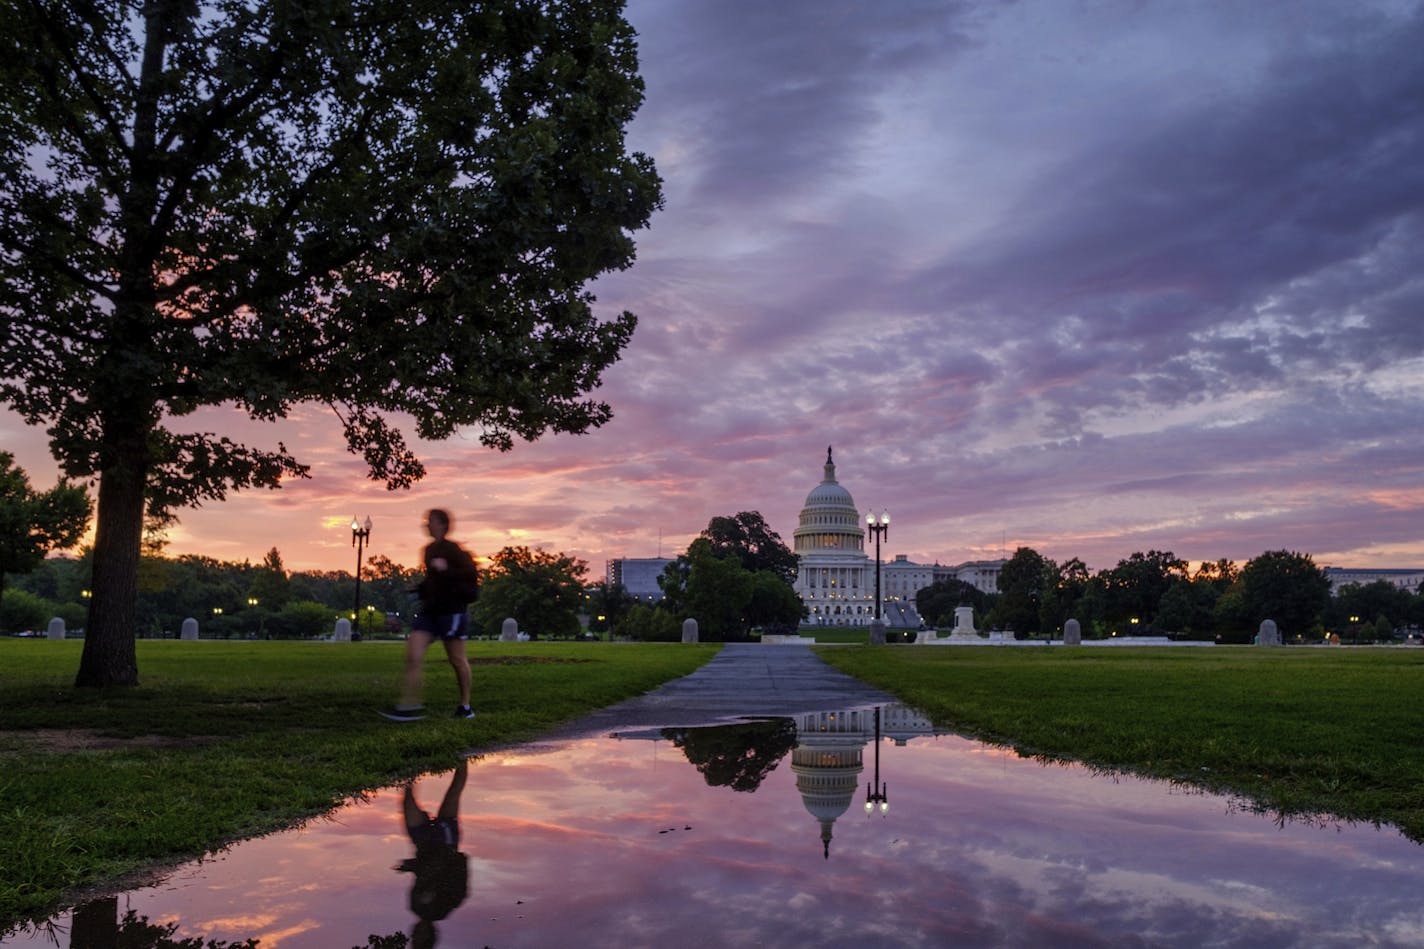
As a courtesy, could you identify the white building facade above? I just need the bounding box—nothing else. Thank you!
[791,448,1006,627]
[1322,566,1424,595]
[793,448,876,626]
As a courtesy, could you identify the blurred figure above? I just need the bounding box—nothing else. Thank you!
[397,759,469,949]
[381,508,479,721]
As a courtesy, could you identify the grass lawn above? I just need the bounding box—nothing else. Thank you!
[0,638,718,931]
[816,644,1424,843]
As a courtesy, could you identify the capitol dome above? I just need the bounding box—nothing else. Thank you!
[791,735,864,860]
[803,473,855,509]
[793,446,865,558]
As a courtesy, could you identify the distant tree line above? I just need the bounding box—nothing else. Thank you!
[917,546,1424,643]
[2,547,420,640]
[10,509,1415,648]
[2,540,606,642]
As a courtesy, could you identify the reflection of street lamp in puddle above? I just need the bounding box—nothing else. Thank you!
[865,705,888,817]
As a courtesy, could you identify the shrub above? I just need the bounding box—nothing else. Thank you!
[0,589,54,633]
[270,601,341,639]
[615,604,681,642]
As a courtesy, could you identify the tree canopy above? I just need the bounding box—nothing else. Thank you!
[914,577,988,628]
[699,511,798,584]
[0,0,661,685]
[1239,550,1331,638]
[663,719,798,793]
[0,451,91,610]
[658,535,805,641]
[472,545,588,639]
[987,546,1054,636]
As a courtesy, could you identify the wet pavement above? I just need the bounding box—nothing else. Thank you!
[541,641,897,738]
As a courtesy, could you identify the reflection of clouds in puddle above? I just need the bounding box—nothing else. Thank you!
[193,915,321,948]
[10,704,1424,948]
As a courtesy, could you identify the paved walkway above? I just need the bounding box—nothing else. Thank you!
[543,643,896,740]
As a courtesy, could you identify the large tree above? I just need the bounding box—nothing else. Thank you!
[0,1,661,685]
[699,511,798,584]
[988,546,1053,637]
[584,578,635,634]
[1100,549,1189,629]
[1240,550,1331,638]
[663,719,798,793]
[0,451,91,611]
[914,577,988,628]
[472,544,588,639]
[660,536,804,641]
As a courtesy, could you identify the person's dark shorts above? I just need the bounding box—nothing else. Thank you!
[412,613,470,641]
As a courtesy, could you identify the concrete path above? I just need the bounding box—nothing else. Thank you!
[543,642,896,740]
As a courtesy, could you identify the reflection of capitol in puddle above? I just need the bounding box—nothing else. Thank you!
[12,697,1423,949]
[791,705,936,858]
[640,706,938,859]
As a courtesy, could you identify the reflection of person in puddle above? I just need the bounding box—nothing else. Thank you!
[397,759,469,949]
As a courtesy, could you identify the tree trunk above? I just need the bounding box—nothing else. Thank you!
[74,430,147,688]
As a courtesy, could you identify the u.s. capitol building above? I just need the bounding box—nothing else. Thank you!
[792,447,1004,627]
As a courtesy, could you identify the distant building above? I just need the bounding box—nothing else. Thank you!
[881,554,1005,622]
[791,447,999,627]
[936,559,1005,594]
[1323,567,1424,595]
[791,448,882,627]
[605,557,674,602]
[883,555,935,604]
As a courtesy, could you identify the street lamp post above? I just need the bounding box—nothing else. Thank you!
[865,511,889,620]
[351,516,372,639]
[865,705,888,816]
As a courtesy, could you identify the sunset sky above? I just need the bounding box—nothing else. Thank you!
[4,0,1423,577]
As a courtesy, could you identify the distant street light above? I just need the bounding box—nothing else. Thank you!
[865,511,889,621]
[351,515,372,638]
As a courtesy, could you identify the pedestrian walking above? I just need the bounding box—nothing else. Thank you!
[381,509,479,721]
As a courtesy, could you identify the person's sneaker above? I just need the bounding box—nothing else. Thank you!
[451,705,475,719]
[378,705,427,722]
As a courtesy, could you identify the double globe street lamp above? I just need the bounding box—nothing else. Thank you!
[865,510,889,621]
[352,516,372,639]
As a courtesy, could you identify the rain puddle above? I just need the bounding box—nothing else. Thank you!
[8,704,1424,949]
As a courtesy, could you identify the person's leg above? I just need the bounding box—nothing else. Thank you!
[403,782,429,837]
[399,631,436,709]
[437,759,468,821]
[441,636,472,709]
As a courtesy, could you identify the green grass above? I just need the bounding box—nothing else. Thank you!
[0,639,718,930]
[816,644,1424,842]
